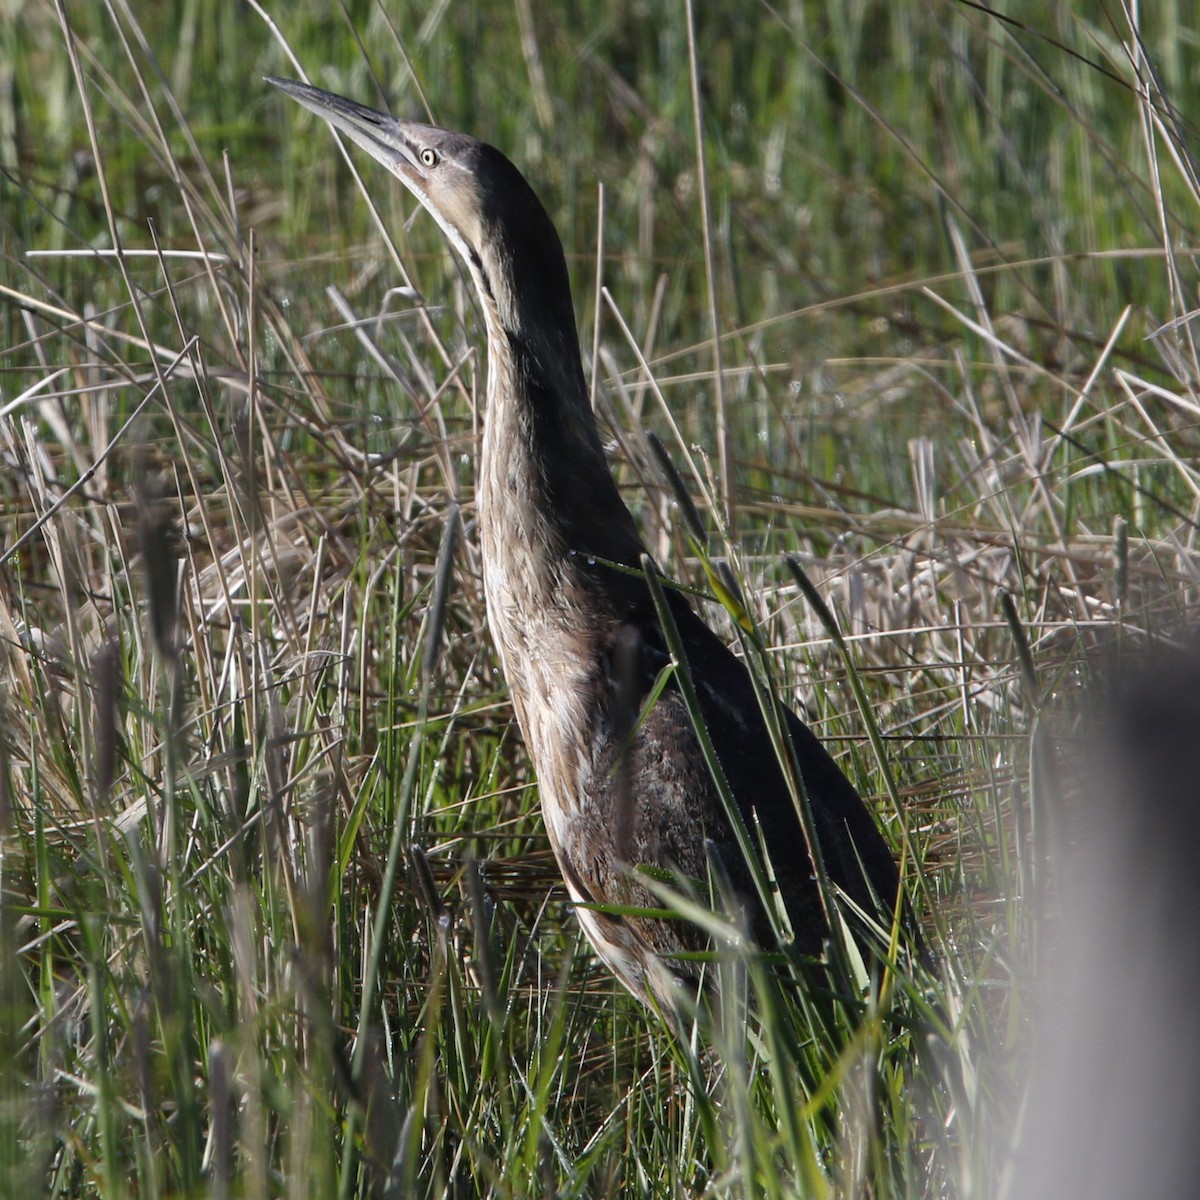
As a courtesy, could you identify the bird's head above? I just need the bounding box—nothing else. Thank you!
[268,77,577,362]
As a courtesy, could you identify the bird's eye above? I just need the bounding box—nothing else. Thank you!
[419,147,438,168]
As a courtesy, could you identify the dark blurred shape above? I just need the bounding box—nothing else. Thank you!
[1010,642,1200,1200]
[135,470,179,664]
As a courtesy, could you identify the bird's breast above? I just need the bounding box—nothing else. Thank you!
[477,500,608,849]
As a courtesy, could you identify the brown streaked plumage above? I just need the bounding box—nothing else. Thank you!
[269,77,901,1015]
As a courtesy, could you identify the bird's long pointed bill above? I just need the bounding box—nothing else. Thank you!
[266,76,423,179]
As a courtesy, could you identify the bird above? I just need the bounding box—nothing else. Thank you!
[269,77,902,1016]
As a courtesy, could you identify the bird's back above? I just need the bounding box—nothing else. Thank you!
[546,568,900,1010]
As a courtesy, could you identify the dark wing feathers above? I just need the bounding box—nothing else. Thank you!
[670,593,899,941]
[570,576,898,976]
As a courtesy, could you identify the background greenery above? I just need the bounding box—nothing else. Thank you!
[2,0,1198,1195]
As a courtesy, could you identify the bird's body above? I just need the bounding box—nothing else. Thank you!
[271,78,901,1012]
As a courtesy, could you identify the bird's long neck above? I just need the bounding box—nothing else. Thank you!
[474,278,645,766]
[477,292,643,586]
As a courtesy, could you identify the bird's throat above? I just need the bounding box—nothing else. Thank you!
[478,327,642,577]
[474,323,644,747]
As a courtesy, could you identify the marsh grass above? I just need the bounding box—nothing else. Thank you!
[2,1,1199,1196]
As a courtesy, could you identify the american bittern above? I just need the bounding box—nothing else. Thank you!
[270,78,901,1015]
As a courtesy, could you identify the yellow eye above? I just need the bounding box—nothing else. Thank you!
[419,147,438,168]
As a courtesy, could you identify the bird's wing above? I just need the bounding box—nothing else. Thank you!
[567,580,898,961]
[668,591,901,929]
